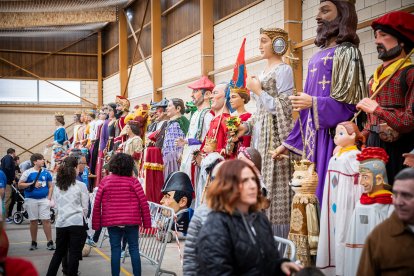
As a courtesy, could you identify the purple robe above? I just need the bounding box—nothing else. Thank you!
[283,46,356,202]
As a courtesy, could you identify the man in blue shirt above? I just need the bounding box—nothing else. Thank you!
[0,169,7,202]
[18,153,55,251]
[1,148,16,223]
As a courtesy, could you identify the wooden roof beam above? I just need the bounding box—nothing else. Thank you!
[151,0,162,102]
[200,0,214,79]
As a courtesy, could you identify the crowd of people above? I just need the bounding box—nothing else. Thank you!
[1,1,414,275]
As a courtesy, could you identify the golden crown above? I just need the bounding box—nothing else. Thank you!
[83,110,95,116]
[260,27,288,41]
[54,112,65,117]
[293,159,313,171]
[321,0,355,4]
[230,87,249,94]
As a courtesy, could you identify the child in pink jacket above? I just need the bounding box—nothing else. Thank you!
[92,153,150,276]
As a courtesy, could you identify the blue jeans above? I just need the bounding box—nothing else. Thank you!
[108,226,141,276]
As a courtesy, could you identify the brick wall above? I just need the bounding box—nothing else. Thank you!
[162,34,201,90]
[214,0,284,69]
[0,81,97,162]
[302,0,413,85]
[103,73,121,104]
[128,58,153,103]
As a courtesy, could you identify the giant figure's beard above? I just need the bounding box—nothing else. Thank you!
[377,44,403,61]
[315,17,340,48]
[114,110,122,119]
[193,94,204,107]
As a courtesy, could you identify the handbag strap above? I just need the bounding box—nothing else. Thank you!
[33,168,42,185]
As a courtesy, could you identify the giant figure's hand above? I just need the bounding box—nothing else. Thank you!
[175,137,187,147]
[246,75,262,95]
[271,145,288,160]
[356,98,379,114]
[289,92,312,111]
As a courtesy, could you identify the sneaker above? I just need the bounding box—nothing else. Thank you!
[5,217,13,224]
[47,240,55,250]
[29,241,38,251]
[86,239,97,247]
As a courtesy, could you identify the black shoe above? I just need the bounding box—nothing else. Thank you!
[47,240,55,250]
[29,241,37,251]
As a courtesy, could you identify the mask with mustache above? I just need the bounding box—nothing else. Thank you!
[114,110,122,119]
[315,17,340,48]
[377,43,403,61]
[192,93,205,107]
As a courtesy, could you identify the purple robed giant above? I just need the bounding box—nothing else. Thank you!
[283,46,356,202]
[99,120,109,151]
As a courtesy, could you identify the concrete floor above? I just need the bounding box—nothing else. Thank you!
[6,221,184,276]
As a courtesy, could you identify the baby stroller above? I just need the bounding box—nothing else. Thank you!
[11,183,56,225]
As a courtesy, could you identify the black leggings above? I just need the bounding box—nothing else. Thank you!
[46,226,87,276]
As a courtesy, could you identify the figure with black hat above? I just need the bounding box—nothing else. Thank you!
[142,98,169,203]
[146,101,158,134]
[356,11,414,186]
[176,76,215,187]
[162,99,189,180]
[160,172,194,237]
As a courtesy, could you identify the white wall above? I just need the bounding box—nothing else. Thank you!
[103,59,153,106]
[103,73,120,104]
[214,0,284,69]
[302,0,413,84]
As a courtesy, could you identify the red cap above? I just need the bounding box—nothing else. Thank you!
[357,147,389,164]
[188,76,215,91]
[372,11,414,50]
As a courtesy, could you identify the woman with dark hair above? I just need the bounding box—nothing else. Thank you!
[123,120,144,176]
[197,160,302,275]
[95,103,117,186]
[92,153,151,276]
[162,98,189,179]
[46,157,89,276]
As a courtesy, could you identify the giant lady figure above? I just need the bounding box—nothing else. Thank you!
[244,28,295,237]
